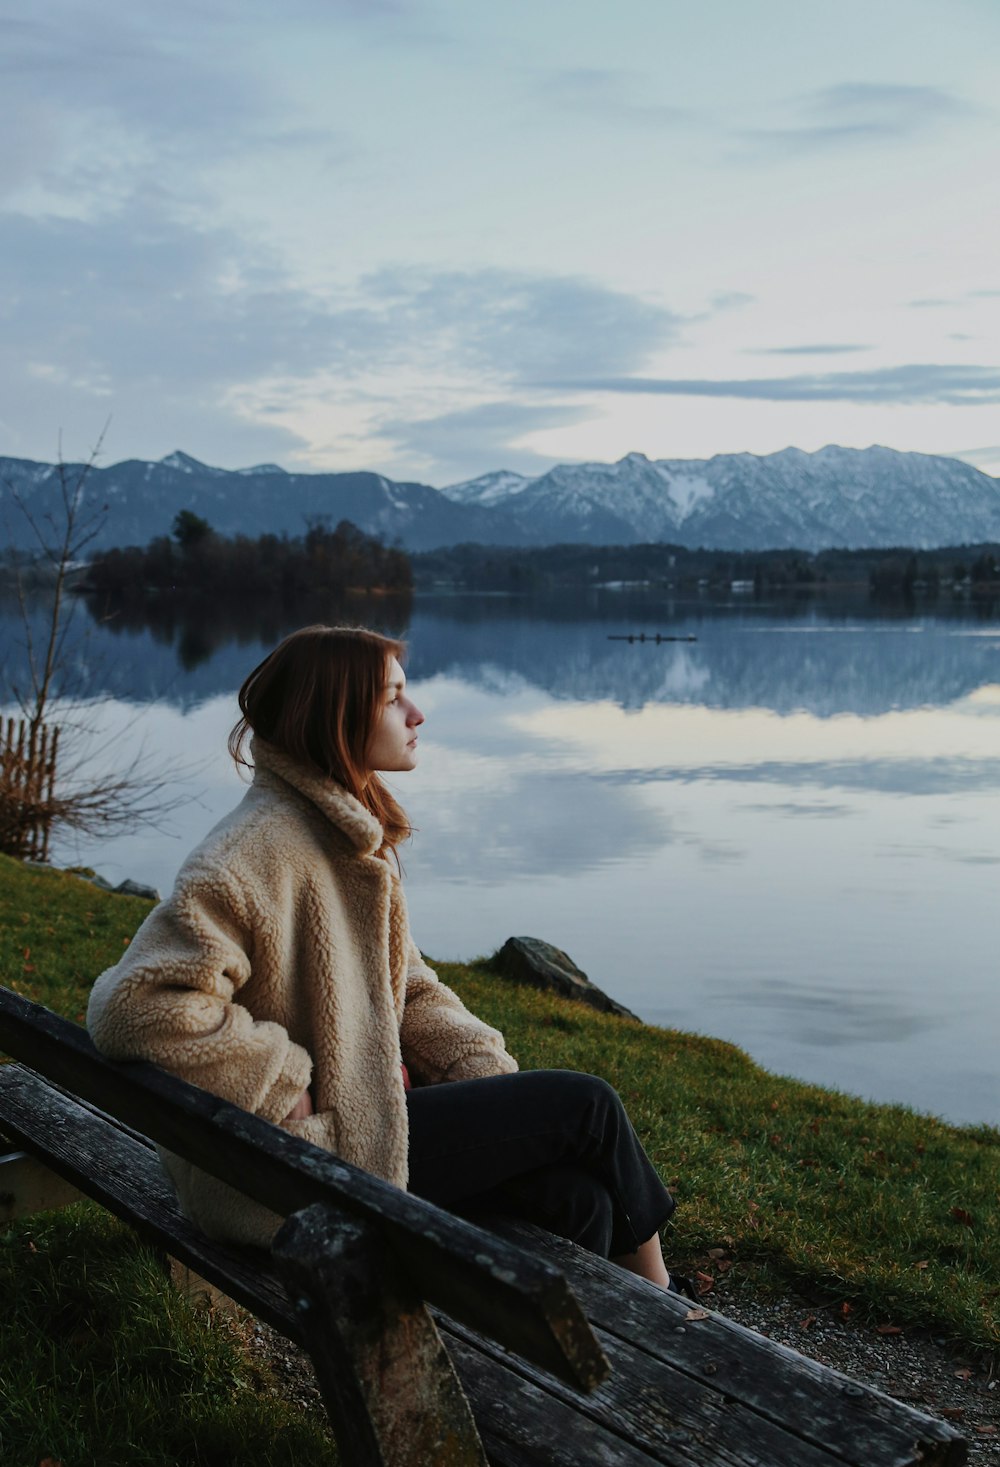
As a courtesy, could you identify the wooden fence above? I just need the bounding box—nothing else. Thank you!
[0,718,59,862]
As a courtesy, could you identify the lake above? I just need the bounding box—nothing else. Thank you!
[3,588,998,1129]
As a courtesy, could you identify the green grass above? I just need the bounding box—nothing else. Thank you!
[1,1205,336,1467]
[1,851,998,1462]
[441,961,999,1356]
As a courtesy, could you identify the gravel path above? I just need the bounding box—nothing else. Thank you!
[708,1277,999,1461]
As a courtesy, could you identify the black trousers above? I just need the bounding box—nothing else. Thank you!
[405,1069,675,1258]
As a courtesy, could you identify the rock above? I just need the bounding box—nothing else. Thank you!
[492,937,641,1021]
[115,878,160,901]
[84,873,116,891]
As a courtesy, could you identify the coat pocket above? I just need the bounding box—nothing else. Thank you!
[280,1110,341,1156]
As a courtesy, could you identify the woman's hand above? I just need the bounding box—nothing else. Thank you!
[283,1088,314,1122]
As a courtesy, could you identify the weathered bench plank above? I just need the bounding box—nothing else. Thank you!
[0,989,606,1391]
[0,1063,967,1467]
[0,1071,667,1464]
[275,1203,489,1467]
[489,1222,966,1467]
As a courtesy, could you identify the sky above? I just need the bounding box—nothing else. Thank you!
[3,0,1000,486]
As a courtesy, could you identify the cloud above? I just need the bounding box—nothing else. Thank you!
[539,363,1000,406]
[710,291,755,312]
[736,81,973,159]
[359,266,682,383]
[949,446,1000,474]
[0,187,677,467]
[377,400,591,482]
[0,1,379,216]
[750,344,871,356]
[536,67,688,128]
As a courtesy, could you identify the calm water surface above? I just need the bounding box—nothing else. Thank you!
[4,591,998,1128]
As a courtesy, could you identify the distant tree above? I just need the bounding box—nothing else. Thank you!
[172,509,213,551]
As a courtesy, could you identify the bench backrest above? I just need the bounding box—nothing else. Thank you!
[0,985,606,1391]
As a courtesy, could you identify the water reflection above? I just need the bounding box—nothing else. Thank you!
[2,590,998,1127]
[6,590,1000,716]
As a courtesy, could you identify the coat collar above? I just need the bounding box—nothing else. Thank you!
[250,736,384,855]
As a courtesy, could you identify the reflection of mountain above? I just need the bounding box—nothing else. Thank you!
[406,596,1000,717]
[4,592,1000,717]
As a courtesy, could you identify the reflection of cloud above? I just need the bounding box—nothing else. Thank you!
[539,364,1000,405]
[408,765,668,882]
[706,976,936,1047]
[878,841,1000,867]
[737,801,853,818]
[597,757,1000,798]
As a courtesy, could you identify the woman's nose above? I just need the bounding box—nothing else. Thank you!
[408,702,424,727]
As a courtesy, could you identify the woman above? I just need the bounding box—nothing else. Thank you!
[88,625,685,1292]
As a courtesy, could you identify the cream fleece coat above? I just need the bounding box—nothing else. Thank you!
[87,737,517,1245]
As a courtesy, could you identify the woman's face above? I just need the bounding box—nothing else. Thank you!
[366,656,424,773]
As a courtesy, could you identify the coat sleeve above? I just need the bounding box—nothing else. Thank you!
[86,867,312,1124]
[399,939,518,1084]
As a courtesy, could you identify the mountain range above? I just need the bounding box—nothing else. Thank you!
[2,444,999,554]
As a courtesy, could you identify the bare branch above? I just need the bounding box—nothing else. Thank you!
[1,422,196,860]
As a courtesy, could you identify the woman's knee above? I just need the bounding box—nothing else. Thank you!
[533,1068,623,1110]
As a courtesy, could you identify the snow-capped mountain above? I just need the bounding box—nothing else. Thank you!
[0,451,504,554]
[444,469,534,507]
[443,445,1000,551]
[3,444,1000,555]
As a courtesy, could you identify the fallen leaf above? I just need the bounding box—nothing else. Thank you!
[800,1314,817,1330]
[38,1458,64,1466]
[940,1407,964,1420]
[974,1425,997,1437]
[876,1324,903,1335]
[913,1260,929,1271]
[685,1308,711,1321]
[954,1368,973,1381]
[950,1207,975,1227]
[840,1302,853,1319]
[706,1248,728,1260]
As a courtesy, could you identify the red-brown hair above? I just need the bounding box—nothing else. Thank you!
[228,625,410,856]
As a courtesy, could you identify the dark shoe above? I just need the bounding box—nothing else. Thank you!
[666,1272,700,1301]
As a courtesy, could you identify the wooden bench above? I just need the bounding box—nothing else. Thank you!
[0,986,967,1466]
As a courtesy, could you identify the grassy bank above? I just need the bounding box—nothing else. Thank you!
[2,853,998,1464]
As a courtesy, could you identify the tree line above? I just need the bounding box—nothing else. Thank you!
[83,512,412,599]
[412,540,1000,597]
